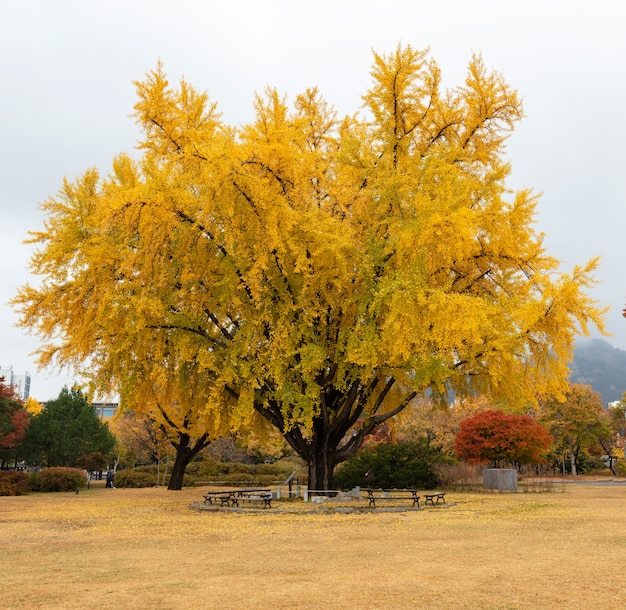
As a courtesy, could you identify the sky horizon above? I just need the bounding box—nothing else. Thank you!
[1,1,624,401]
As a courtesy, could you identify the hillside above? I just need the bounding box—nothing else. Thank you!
[569,338,626,405]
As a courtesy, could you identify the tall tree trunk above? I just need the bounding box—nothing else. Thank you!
[253,376,414,491]
[279,409,362,491]
[568,440,578,476]
[307,442,337,491]
[167,431,210,490]
[167,447,191,491]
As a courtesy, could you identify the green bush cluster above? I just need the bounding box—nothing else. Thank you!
[188,457,305,486]
[30,467,87,492]
[0,470,31,496]
[115,457,307,488]
[115,469,157,488]
[334,440,452,490]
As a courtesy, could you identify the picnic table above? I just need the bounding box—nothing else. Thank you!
[230,489,273,508]
[203,488,273,509]
[366,489,421,508]
[203,490,234,506]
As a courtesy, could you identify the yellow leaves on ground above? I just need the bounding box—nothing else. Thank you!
[3,485,626,609]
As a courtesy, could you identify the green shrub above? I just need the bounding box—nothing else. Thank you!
[30,467,87,492]
[0,470,31,496]
[191,459,221,479]
[334,440,451,490]
[111,457,308,488]
[115,469,157,488]
[219,471,258,484]
[255,463,279,476]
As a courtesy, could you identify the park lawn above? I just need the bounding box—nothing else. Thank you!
[1,483,625,609]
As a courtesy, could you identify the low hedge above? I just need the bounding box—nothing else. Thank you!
[114,469,157,488]
[0,470,31,496]
[114,458,307,488]
[30,467,87,492]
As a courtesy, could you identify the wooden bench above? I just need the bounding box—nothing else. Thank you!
[423,492,446,505]
[230,490,273,509]
[366,489,420,508]
[203,491,234,507]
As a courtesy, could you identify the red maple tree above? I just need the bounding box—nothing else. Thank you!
[454,409,552,467]
[0,377,30,452]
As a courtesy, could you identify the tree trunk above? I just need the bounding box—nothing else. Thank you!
[166,431,210,490]
[254,376,414,491]
[568,440,578,476]
[285,413,368,491]
[167,448,191,491]
[307,445,337,491]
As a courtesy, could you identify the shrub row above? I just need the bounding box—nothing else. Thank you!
[30,467,87,492]
[115,469,157,488]
[0,471,30,496]
[0,467,88,495]
[115,458,307,488]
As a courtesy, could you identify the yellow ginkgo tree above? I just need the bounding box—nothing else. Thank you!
[14,45,605,490]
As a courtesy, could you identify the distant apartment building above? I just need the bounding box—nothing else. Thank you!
[0,366,31,400]
[93,402,119,419]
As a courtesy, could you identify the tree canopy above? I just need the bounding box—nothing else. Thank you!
[0,377,30,467]
[539,383,608,476]
[454,409,553,467]
[21,388,115,468]
[14,45,605,488]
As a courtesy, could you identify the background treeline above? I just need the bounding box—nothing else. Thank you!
[3,375,626,496]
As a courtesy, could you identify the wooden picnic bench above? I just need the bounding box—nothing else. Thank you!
[204,488,273,509]
[203,491,234,506]
[230,489,273,509]
[423,492,446,505]
[366,489,420,508]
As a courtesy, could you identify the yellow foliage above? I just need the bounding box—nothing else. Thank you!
[24,396,43,415]
[13,45,606,485]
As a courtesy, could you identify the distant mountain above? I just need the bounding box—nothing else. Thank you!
[569,338,626,405]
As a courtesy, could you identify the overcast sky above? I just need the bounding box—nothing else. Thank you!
[1,0,624,401]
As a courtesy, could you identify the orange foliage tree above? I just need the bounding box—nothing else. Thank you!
[0,377,30,468]
[454,409,552,468]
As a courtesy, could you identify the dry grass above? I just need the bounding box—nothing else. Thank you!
[2,482,625,609]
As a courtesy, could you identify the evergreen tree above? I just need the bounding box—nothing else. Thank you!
[22,388,115,467]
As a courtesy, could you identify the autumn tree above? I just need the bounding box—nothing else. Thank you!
[110,410,170,469]
[605,395,626,473]
[21,388,115,467]
[454,409,553,467]
[24,396,43,416]
[110,357,223,489]
[0,377,30,468]
[395,395,491,455]
[14,45,605,489]
[539,383,608,476]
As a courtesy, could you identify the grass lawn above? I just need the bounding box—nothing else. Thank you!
[1,482,625,609]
